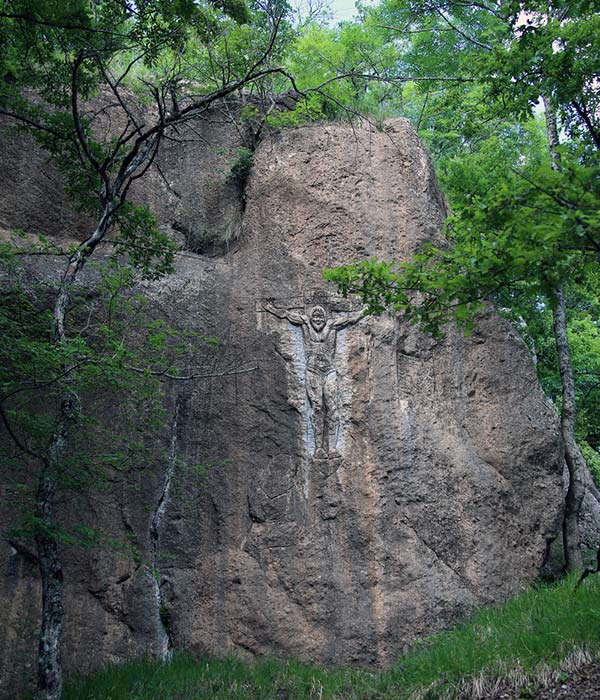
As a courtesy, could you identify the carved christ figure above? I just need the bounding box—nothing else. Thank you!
[265,304,365,458]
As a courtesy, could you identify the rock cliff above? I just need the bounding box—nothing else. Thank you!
[0,116,564,697]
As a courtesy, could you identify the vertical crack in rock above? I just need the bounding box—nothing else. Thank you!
[149,400,179,661]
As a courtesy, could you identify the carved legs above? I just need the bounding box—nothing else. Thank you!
[306,370,340,457]
[323,372,340,457]
[306,370,325,455]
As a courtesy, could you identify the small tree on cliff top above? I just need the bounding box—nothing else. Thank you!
[0,1,300,698]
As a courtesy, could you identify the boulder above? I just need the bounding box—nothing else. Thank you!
[0,118,563,697]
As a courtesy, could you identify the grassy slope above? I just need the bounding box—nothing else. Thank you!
[63,573,600,700]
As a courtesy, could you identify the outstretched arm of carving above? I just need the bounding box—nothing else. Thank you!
[286,311,307,325]
[331,308,368,329]
[263,303,286,319]
[263,303,306,326]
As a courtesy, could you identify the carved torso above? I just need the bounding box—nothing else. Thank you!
[303,323,337,376]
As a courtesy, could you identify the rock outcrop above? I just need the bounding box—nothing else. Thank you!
[0,117,564,697]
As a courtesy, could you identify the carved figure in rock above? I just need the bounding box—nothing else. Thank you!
[265,303,364,458]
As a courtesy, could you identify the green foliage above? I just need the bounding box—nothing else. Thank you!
[483,2,600,151]
[581,442,600,486]
[113,204,178,280]
[370,0,600,148]
[326,0,600,482]
[229,147,254,189]
[0,243,219,550]
[0,0,284,259]
[266,93,329,128]
[265,16,405,126]
[191,456,231,480]
[63,574,600,699]
[326,142,600,472]
[159,602,172,629]
[0,0,276,587]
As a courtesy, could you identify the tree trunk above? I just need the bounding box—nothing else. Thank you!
[543,95,589,570]
[34,388,80,699]
[553,285,586,571]
[33,205,114,699]
[35,529,64,700]
[542,95,561,169]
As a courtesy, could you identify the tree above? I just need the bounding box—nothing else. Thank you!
[0,1,301,698]
[325,0,600,570]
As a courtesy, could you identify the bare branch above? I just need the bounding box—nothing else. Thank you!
[71,52,102,177]
[0,11,128,36]
[306,72,475,93]
[5,537,39,565]
[0,109,68,140]
[373,23,457,34]
[0,402,45,462]
[433,6,492,50]
[1,358,94,403]
[124,365,258,381]
[416,91,430,130]
[571,99,600,152]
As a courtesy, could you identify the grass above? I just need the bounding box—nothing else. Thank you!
[63,573,600,699]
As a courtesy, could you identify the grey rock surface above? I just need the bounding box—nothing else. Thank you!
[0,118,564,697]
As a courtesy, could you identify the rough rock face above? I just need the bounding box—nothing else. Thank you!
[0,118,564,697]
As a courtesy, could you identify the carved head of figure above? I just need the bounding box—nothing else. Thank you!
[310,305,326,331]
